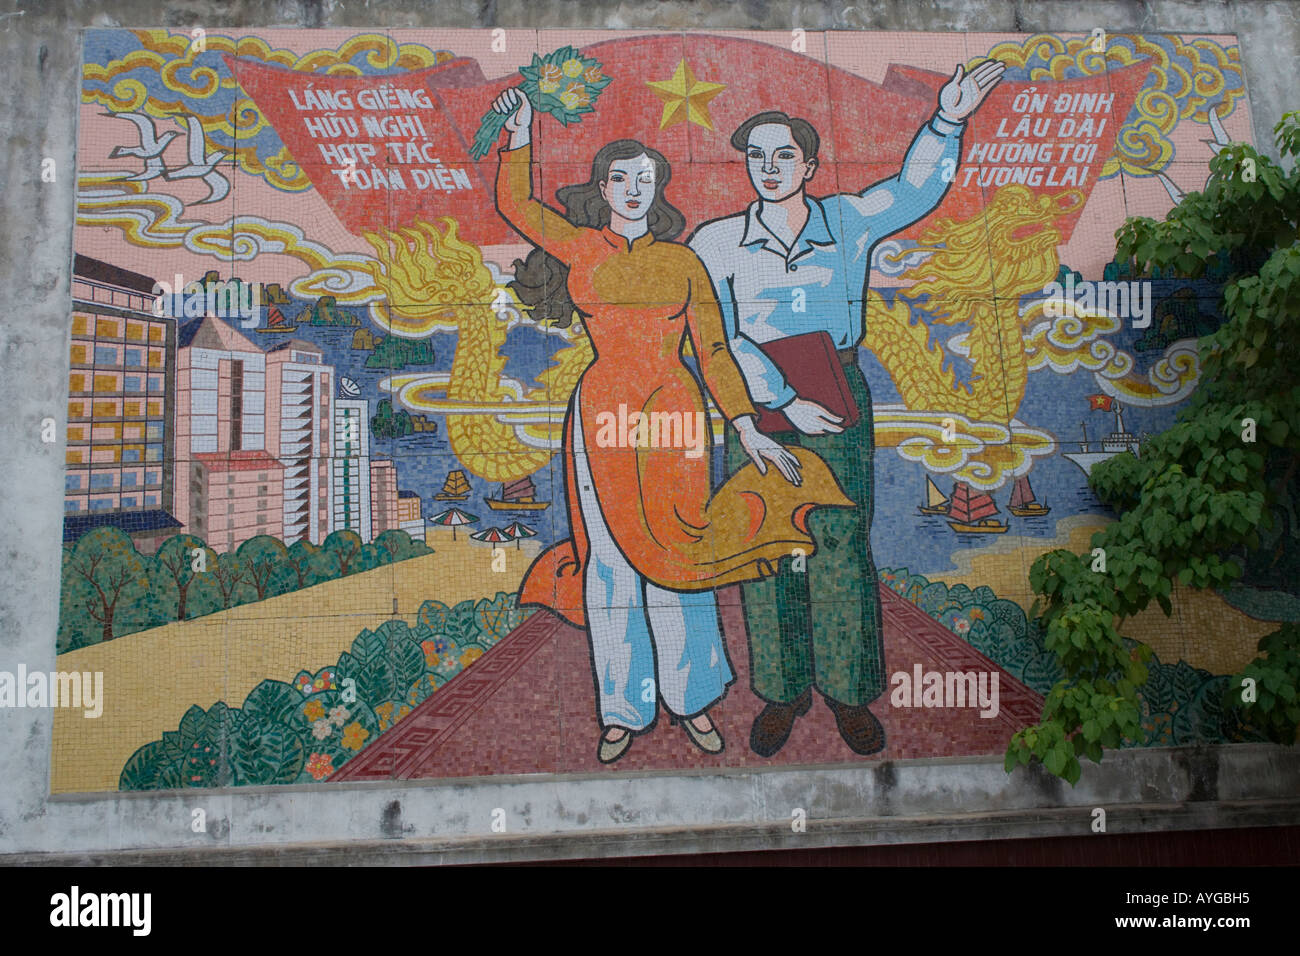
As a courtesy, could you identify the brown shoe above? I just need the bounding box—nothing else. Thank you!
[749,688,813,757]
[827,699,886,755]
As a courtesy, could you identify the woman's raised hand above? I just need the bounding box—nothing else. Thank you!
[733,416,803,486]
[492,87,533,148]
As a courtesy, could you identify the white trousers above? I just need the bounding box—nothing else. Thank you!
[571,386,733,730]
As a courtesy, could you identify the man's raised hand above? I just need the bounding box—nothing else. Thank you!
[937,59,1006,123]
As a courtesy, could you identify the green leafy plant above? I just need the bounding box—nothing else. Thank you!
[1231,624,1300,742]
[1010,110,1300,784]
[120,592,532,789]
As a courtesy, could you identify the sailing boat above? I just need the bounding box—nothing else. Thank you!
[1008,476,1050,517]
[485,474,550,512]
[946,482,1008,533]
[918,476,950,515]
[433,469,472,502]
[254,305,297,334]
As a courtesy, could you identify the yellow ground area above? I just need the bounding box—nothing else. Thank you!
[925,514,1280,676]
[51,530,541,794]
[57,512,1284,794]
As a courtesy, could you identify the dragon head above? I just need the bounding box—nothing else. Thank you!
[901,184,1079,318]
[362,217,496,336]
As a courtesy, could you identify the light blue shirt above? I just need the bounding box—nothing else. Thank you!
[689,111,965,409]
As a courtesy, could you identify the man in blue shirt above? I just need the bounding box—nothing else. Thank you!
[689,59,1005,757]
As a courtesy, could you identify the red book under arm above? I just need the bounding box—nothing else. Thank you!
[751,331,861,435]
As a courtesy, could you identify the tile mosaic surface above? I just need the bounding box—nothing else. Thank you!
[53,27,1274,793]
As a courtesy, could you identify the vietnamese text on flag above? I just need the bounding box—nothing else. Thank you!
[226,54,522,244]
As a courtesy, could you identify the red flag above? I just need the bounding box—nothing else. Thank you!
[1089,394,1115,411]
[226,55,521,243]
[229,37,1152,246]
[845,59,1153,240]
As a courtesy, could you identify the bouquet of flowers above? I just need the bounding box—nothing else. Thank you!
[470,45,612,159]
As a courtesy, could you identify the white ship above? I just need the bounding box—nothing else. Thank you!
[1063,401,1140,476]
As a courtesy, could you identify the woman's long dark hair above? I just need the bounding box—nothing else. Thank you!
[509,139,686,329]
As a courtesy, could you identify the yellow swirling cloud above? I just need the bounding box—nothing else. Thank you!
[1023,299,1202,405]
[77,172,385,303]
[877,409,1057,491]
[1023,300,1130,376]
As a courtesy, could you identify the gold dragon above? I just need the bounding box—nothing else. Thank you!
[363,217,592,483]
[865,184,1083,423]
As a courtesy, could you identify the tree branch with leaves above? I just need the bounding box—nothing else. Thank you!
[1008,110,1300,783]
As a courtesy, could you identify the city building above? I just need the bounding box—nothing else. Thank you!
[264,339,334,545]
[369,458,399,536]
[189,451,285,551]
[396,488,426,542]
[331,399,372,542]
[173,316,269,546]
[64,255,180,554]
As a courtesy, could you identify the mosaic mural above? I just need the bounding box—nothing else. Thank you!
[51,27,1286,792]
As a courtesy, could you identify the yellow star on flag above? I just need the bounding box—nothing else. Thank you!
[645,60,726,131]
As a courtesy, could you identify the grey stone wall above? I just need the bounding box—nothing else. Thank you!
[1,0,1298,862]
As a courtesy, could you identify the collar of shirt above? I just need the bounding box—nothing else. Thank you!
[740,195,836,261]
[600,224,656,251]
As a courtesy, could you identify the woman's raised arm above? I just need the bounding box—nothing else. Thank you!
[492,88,585,258]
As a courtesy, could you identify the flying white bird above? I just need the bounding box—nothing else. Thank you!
[1202,106,1231,155]
[104,111,179,182]
[162,115,231,204]
[1150,104,1236,206]
[1154,171,1186,205]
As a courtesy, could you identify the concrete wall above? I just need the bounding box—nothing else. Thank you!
[3,0,1298,862]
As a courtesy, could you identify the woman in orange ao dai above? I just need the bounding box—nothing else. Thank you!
[489,88,852,763]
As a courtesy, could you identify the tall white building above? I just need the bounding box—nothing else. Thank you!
[265,339,333,544]
[331,398,372,542]
[173,316,270,545]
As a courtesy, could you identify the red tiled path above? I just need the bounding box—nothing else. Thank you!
[334,585,1044,781]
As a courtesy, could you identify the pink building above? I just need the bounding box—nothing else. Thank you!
[396,490,421,523]
[189,451,285,552]
[370,459,399,535]
[396,489,427,543]
[173,317,268,539]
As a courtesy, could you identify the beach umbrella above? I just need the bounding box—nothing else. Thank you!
[470,526,512,545]
[503,520,537,550]
[429,507,478,541]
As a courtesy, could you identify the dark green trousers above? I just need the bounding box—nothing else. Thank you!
[723,364,885,706]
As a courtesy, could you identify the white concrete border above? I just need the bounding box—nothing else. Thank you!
[3,1,1299,862]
